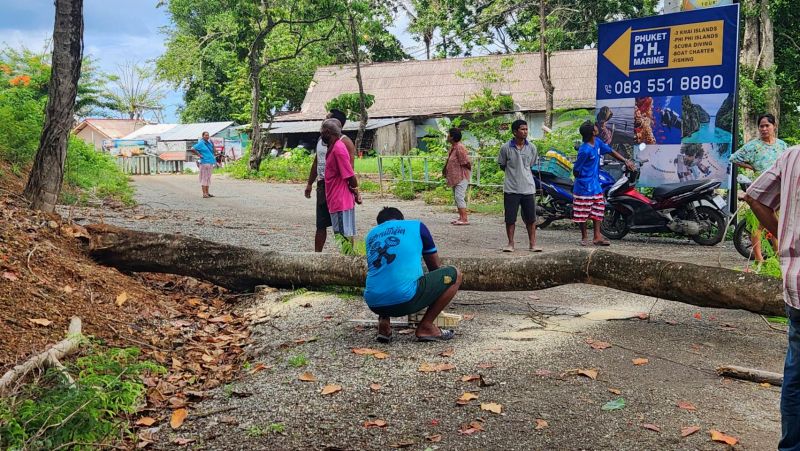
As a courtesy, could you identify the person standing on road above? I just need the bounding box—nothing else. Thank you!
[189,131,216,199]
[445,128,471,226]
[319,118,361,244]
[573,121,634,246]
[304,110,356,252]
[743,146,800,451]
[497,119,540,252]
[730,113,788,262]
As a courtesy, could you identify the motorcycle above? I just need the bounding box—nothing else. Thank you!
[601,146,727,245]
[532,153,618,228]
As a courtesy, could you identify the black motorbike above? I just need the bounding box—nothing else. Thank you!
[601,158,727,245]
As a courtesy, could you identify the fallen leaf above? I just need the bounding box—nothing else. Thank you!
[534,419,549,430]
[28,318,52,327]
[476,362,495,369]
[601,398,626,411]
[201,354,214,363]
[461,374,481,382]
[352,348,388,359]
[398,328,415,335]
[534,369,552,376]
[439,347,455,357]
[426,434,442,442]
[576,368,599,380]
[373,352,389,359]
[2,271,18,281]
[608,388,622,395]
[116,292,128,307]
[458,420,485,435]
[298,372,317,382]
[209,314,233,323]
[456,392,479,405]
[136,417,156,426]
[249,363,268,374]
[320,384,342,395]
[462,314,475,321]
[632,358,649,366]
[173,438,194,446]
[363,419,388,428]
[430,419,440,426]
[62,285,74,294]
[642,423,661,432]
[418,363,455,372]
[676,401,696,411]
[480,402,503,414]
[636,312,649,320]
[710,430,739,446]
[388,439,415,448]
[586,338,612,350]
[761,382,772,388]
[170,408,188,429]
[370,383,381,391]
[693,312,702,320]
[681,426,701,437]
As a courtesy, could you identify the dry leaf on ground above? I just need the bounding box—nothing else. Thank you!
[608,388,622,395]
[476,362,495,369]
[352,348,388,359]
[170,408,187,429]
[370,383,381,391]
[28,318,52,327]
[115,292,128,306]
[249,363,268,374]
[535,419,549,430]
[462,314,475,321]
[676,401,696,411]
[298,372,317,382]
[439,347,455,357]
[642,423,661,432]
[363,419,388,428]
[62,285,74,294]
[710,430,739,445]
[575,368,599,380]
[388,439,415,448]
[586,338,612,350]
[173,438,194,446]
[458,420,484,435]
[419,362,456,372]
[681,426,701,437]
[2,271,19,281]
[632,358,649,366]
[136,417,156,426]
[461,374,481,382]
[456,392,479,405]
[426,434,442,442]
[481,402,503,414]
[321,384,342,395]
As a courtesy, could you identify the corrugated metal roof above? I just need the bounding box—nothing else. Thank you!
[278,49,597,121]
[251,117,411,134]
[122,124,178,140]
[158,122,235,141]
[74,119,149,139]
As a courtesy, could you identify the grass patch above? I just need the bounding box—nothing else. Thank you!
[354,157,379,174]
[287,354,309,368]
[359,179,380,193]
[62,136,135,206]
[223,150,313,183]
[767,316,789,325]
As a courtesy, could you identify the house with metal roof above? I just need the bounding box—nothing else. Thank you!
[73,118,148,151]
[272,49,597,154]
[154,121,241,162]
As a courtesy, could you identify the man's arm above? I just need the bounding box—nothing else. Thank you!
[420,223,439,270]
[609,150,635,170]
[423,252,442,271]
[305,155,318,199]
[496,145,507,170]
[342,135,357,167]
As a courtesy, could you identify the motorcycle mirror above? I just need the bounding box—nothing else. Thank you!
[638,143,647,152]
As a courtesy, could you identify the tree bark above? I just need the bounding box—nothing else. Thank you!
[23,0,84,213]
[539,0,555,128]
[248,30,267,171]
[717,365,783,386]
[86,225,785,316]
[740,0,779,141]
[348,11,369,151]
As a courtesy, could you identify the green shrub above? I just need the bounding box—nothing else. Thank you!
[359,180,380,193]
[0,87,46,167]
[422,185,453,205]
[223,149,314,182]
[392,181,417,200]
[63,136,134,205]
[0,347,163,450]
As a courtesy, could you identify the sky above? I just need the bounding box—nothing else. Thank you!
[0,1,419,123]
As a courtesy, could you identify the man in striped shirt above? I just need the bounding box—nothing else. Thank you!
[744,146,800,450]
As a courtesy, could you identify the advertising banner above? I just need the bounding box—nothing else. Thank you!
[596,5,739,187]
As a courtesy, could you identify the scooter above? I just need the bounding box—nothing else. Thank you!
[601,145,727,245]
[532,161,618,228]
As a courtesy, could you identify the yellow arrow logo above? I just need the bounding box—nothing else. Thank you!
[603,27,632,77]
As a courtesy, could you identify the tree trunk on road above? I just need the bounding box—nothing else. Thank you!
[23,0,84,213]
[86,225,785,316]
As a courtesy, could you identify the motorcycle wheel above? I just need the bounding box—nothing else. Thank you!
[733,218,756,260]
[689,205,726,246]
[535,196,556,229]
[600,209,629,240]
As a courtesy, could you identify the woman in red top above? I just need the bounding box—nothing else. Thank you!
[444,128,472,225]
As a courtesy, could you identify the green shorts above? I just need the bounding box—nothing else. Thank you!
[370,266,458,317]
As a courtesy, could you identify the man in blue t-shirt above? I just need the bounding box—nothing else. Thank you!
[364,207,462,343]
[189,131,217,198]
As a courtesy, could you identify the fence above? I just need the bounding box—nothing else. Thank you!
[376,155,503,190]
[116,156,184,175]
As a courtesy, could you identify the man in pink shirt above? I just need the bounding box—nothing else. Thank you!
[744,146,800,450]
[320,118,361,241]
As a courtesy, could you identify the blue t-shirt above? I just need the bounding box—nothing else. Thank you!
[192,139,216,165]
[573,138,613,196]
[364,219,437,308]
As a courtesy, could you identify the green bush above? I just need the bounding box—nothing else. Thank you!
[63,136,134,205]
[0,347,163,450]
[0,87,46,167]
[422,185,453,205]
[223,149,314,182]
[392,181,417,200]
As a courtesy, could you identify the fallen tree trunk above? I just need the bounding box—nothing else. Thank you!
[86,224,785,316]
[0,317,82,395]
[717,365,783,386]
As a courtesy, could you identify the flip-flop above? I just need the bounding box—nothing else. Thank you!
[579,240,591,246]
[593,240,611,246]
[502,246,514,253]
[207,194,215,197]
[452,220,470,226]
[376,333,392,344]
[529,247,542,252]
[416,329,455,342]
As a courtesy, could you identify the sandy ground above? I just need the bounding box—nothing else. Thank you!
[68,174,785,450]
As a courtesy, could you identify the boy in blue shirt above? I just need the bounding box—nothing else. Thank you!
[573,121,634,246]
[364,207,462,343]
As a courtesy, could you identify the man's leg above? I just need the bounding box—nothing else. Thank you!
[579,223,589,242]
[520,194,538,249]
[314,229,327,253]
[503,193,519,251]
[378,316,391,338]
[780,306,800,450]
[315,183,331,252]
[752,225,764,262]
[591,196,608,244]
[573,195,591,244]
[416,269,463,338]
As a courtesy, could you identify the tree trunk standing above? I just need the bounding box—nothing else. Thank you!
[86,225,786,316]
[740,0,778,141]
[247,36,266,171]
[23,0,84,213]
[538,0,555,128]
[347,11,369,151]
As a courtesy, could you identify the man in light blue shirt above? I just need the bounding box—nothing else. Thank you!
[190,131,217,198]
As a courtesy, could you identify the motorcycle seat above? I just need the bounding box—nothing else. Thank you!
[652,180,710,200]
[538,172,573,188]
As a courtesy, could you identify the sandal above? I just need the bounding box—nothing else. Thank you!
[579,240,591,246]
[593,240,611,246]
[416,329,455,342]
[376,333,392,344]
[452,220,470,226]
[502,246,514,253]
[529,247,542,252]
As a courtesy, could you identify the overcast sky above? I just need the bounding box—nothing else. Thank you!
[0,1,421,123]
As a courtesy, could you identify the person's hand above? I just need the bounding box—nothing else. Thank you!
[304,183,312,199]
[354,191,362,205]
[625,159,636,171]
